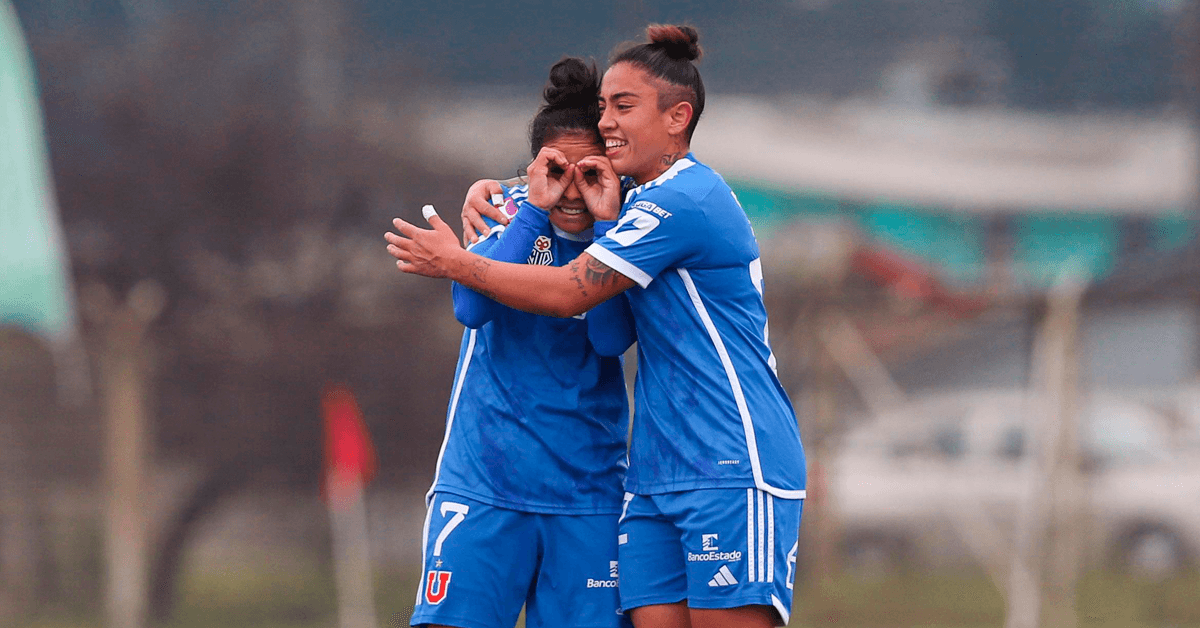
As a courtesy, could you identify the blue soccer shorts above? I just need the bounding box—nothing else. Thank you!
[617,488,804,626]
[411,491,632,628]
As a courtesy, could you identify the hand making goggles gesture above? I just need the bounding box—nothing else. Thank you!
[386,145,622,287]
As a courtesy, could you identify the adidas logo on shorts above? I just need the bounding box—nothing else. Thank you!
[707,564,739,587]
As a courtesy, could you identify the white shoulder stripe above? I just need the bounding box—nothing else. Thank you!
[585,243,653,288]
[678,269,806,500]
[625,157,695,201]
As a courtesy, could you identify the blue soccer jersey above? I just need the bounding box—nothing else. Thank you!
[585,155,806,499]
[428,185,636,515]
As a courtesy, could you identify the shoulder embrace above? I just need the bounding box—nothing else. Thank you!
[630,185,703,218]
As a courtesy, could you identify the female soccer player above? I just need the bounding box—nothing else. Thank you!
[389,26,806,628]
[410,57,635,628]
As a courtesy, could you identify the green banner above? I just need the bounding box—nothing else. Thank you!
[0,0,75,340]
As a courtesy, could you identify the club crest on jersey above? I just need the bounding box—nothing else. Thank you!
[527,235,553,266]
[424,570,452,604]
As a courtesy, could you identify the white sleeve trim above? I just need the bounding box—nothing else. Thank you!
[585,243,653,288]
[465,224,506,252]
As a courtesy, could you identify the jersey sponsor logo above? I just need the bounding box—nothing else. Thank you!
[527,235,553,265]
[587,560,620,588]
[629,200,672,219]
[688,549,743,562]
[702,534,719,551]
[608,208,661,246]
[718,459,741,465]
[708,564,739,587]
[424,570,452,604]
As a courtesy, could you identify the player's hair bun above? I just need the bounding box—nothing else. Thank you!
[646,24,702,62]
[542,57,600,110]
[529,57,602,156]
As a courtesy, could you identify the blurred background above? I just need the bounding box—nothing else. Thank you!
[2,1,1199,627]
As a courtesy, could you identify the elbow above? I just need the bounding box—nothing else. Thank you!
[453,290,491,328]
[551,306,585,319]
[547,296,590,319]
[455,301,496,328]
[455,310,487,329]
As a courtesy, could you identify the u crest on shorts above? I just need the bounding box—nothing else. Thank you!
[411,492,632,628]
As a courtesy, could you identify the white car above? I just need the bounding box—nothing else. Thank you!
[830,390,1200,578]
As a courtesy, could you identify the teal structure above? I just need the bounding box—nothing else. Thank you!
[0,0,76,341]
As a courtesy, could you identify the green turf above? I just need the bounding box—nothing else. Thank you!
[16,567,1200,628]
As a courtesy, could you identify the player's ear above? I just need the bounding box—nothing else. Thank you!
[664,101,692,137]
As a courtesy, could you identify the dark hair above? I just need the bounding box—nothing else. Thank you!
[610,24,705,142]
[528,57,602,157]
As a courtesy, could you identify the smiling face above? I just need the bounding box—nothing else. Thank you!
[598,62,689,185]
[540,131,604,234]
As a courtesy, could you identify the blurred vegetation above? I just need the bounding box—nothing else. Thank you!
[4,2,509,621]
[23,1,479,486]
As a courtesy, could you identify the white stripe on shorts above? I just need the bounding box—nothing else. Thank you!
[746,488,755,583]
[414,500,435,606]
[767,494,775,583]
[757,489,765,582]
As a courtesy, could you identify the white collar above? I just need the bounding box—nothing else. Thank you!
[553,224,593,242]
[625,156,696,201]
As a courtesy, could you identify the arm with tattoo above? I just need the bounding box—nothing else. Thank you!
[387,212,634,318]
[582,256,623,291]
[452,200,556,327]
[443,252,634,319]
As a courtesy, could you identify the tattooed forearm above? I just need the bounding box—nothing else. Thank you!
[467,258,490,284]
[456,258,504,300]
[568,259,589,297]
[583,256,620,288]
[449,256,492,287]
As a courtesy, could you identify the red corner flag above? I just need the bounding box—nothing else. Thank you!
[322,383,377,508]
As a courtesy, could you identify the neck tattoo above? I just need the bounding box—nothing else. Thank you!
[652,151,682,179]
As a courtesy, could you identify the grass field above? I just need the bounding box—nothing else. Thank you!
[19,567,1200,628]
